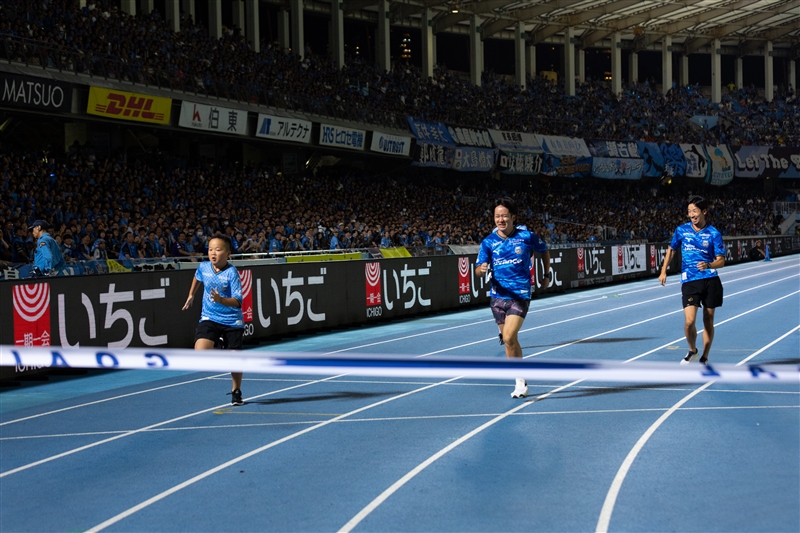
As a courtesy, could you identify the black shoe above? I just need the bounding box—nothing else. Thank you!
[228,389,244,406]
[699,355,708,365]
[498,333,504,345]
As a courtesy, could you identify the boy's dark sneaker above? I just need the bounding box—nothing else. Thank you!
[699,355,708,365]
[228,389,244,406]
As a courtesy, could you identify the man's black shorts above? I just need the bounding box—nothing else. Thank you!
[195,320,244,349]
[681,277,723,309]
[490,297,530,325]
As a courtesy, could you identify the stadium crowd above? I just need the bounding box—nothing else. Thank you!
[1,0,798,146]
[0,147,786,265]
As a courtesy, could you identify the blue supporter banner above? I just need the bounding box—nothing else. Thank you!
[733,146,770,178]
[733,146,800,179]
[445,125,493,148]
[498,151,544,175]
[591,157,644,180]
[452,147,497,172]
[637,142,666,178]
[587,140,641,159]
[541,153,592,178]
[680,143,710,179]
[488,130,543,153]
[660,143,687,177]
[539,135,591,157]
[407,118,455,146]
[706,145,735,185]
[411,142,453,168]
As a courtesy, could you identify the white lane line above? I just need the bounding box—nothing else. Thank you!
[0,375,343,478]
[337,287,800,533]
[78,285,725,530]
[337,379,583,533]
[0,373,230,426]
[84,377,462,533]
[5,405,798,441]
[594,324,800,533]
[8,264,797,522]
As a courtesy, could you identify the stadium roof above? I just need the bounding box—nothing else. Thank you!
[327,0,800,54]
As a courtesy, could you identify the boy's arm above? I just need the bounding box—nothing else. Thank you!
[182,277,202,310]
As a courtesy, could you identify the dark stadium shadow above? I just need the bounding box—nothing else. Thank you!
[246,390,401,406]
[526,382,691,401]
[522,336,656,349]
[757,358,800,365]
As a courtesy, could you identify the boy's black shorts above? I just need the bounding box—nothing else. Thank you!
[195,320,244,349]
[681,277,723,309]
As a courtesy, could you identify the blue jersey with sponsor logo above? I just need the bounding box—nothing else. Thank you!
[477,225,547,300]
[669,222,725,283]
[195,262,244,327]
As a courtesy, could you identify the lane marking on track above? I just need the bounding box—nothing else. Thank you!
[4,405,798,442]
[84,377,463,533]
[0,373,231,427]
[337,289,800,533]
[594,324,800,533]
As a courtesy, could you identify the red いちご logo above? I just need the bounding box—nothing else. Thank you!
[13,283,51,347]
[365,262,382,306]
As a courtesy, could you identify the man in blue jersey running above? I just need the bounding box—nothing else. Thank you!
[659,195,725,365]
[476,198,550,398]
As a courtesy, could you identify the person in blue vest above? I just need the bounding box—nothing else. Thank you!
[29,219,66,274]
[476,197,551,399]
[659,195,725,365]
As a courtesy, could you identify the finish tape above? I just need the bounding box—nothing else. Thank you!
[2,346,798,384]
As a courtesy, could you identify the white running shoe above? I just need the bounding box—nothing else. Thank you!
[511,378,528,398]
[680,349,699,365]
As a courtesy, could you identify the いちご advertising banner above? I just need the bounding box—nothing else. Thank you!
[87,86,171,125]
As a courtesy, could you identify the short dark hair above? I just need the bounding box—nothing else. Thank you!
[209,233,232,251]
[688,195,709,211]
[494,197,518,216]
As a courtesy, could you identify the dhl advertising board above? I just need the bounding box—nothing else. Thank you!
[87,86,171,125]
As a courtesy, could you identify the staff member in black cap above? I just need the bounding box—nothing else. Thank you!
[30,220,66,273]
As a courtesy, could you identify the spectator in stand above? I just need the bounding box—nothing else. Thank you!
[380,231,392,248]
[61,234,76,261]
[12,225,31,263]
[77,234,93,261]
[119,231,143,260]
[269,232,284,253]
[92,239,109,260]
[171,231,192,258]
